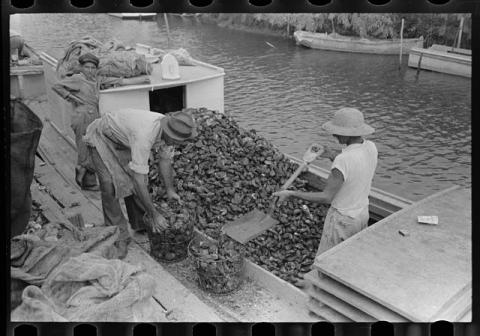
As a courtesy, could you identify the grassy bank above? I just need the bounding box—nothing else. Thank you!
[196,13,471,49]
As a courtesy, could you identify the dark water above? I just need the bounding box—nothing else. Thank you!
[11,14,471,201]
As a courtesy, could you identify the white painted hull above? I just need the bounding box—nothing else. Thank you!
[294,31,424,55]
[408,46,471,78]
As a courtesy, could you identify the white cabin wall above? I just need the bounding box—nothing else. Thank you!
[185,77,224,114]
[99,90,150,115]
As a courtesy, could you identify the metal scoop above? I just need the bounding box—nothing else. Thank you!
[222,144,324,244]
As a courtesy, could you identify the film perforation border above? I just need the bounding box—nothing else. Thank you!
[129,0,155,8]
[5,0,480,12]
[4,0,478,335]
[8,321,478,335]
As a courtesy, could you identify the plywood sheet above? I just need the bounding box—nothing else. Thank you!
[459,310,471,322]
[304,271,408,322]
[314,187,471,322]
[34,160,104,226]
[125,244,223,322]
[307,285,376,322]
[432,287,472,321]
[306,297,351,322]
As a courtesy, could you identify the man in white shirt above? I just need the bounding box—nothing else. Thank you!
[84,108,197,258]
[274,107,377,263]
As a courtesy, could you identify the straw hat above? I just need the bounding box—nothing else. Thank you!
[160,110,198,142]
[322,108,374,136]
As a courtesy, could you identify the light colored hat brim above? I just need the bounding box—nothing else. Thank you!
[322,121,375,136]
[160,116,197,142]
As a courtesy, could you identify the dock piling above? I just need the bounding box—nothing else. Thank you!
[399,18,404,68]
[164,13,171,48]
[416,52,424,75]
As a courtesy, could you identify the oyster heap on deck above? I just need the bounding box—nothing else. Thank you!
[149,108,329,284]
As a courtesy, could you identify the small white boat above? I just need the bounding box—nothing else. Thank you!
[294,30,424,55]
[108,13,157,20]
[408,44,471,78]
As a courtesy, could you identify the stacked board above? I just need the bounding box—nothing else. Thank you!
[306,186,471,322]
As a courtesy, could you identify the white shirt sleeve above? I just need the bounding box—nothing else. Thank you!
[128,121,162,175]
[332,154,347,181]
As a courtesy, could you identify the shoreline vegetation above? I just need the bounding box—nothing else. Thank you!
[191,14,471,49]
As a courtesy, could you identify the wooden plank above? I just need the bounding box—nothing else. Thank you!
[27,99,103,210]
[31,181,70,224]
[314,187,471,322]
[306,297,351,322]
[133,297,169,322]
[244,257,310,311]
[125,244,224,322]
[34,159,104,226]
[304,271,408,322]
[306,285,376,322]
[10,66,44,76]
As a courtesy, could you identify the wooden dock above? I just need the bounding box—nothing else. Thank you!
[26,97,227,322]
[306,186,471,322]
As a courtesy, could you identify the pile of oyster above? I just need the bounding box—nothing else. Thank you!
[149,108,329,284]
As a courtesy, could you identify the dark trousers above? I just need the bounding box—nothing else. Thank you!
[72,108,99,187]
[89,147,147,241]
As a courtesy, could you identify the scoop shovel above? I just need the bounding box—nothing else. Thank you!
[222,144,324,244]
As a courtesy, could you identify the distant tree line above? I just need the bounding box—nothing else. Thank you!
[199,14,471,49]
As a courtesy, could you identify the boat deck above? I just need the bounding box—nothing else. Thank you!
[24,96,317,322]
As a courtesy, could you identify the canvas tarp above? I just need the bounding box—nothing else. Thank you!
[11,224,120,287]
[56,36,152,79]
[11,253,158,322]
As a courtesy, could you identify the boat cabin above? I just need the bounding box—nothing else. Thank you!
[40,43,225,144]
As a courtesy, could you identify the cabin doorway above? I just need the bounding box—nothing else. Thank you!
[149,86,185,115]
